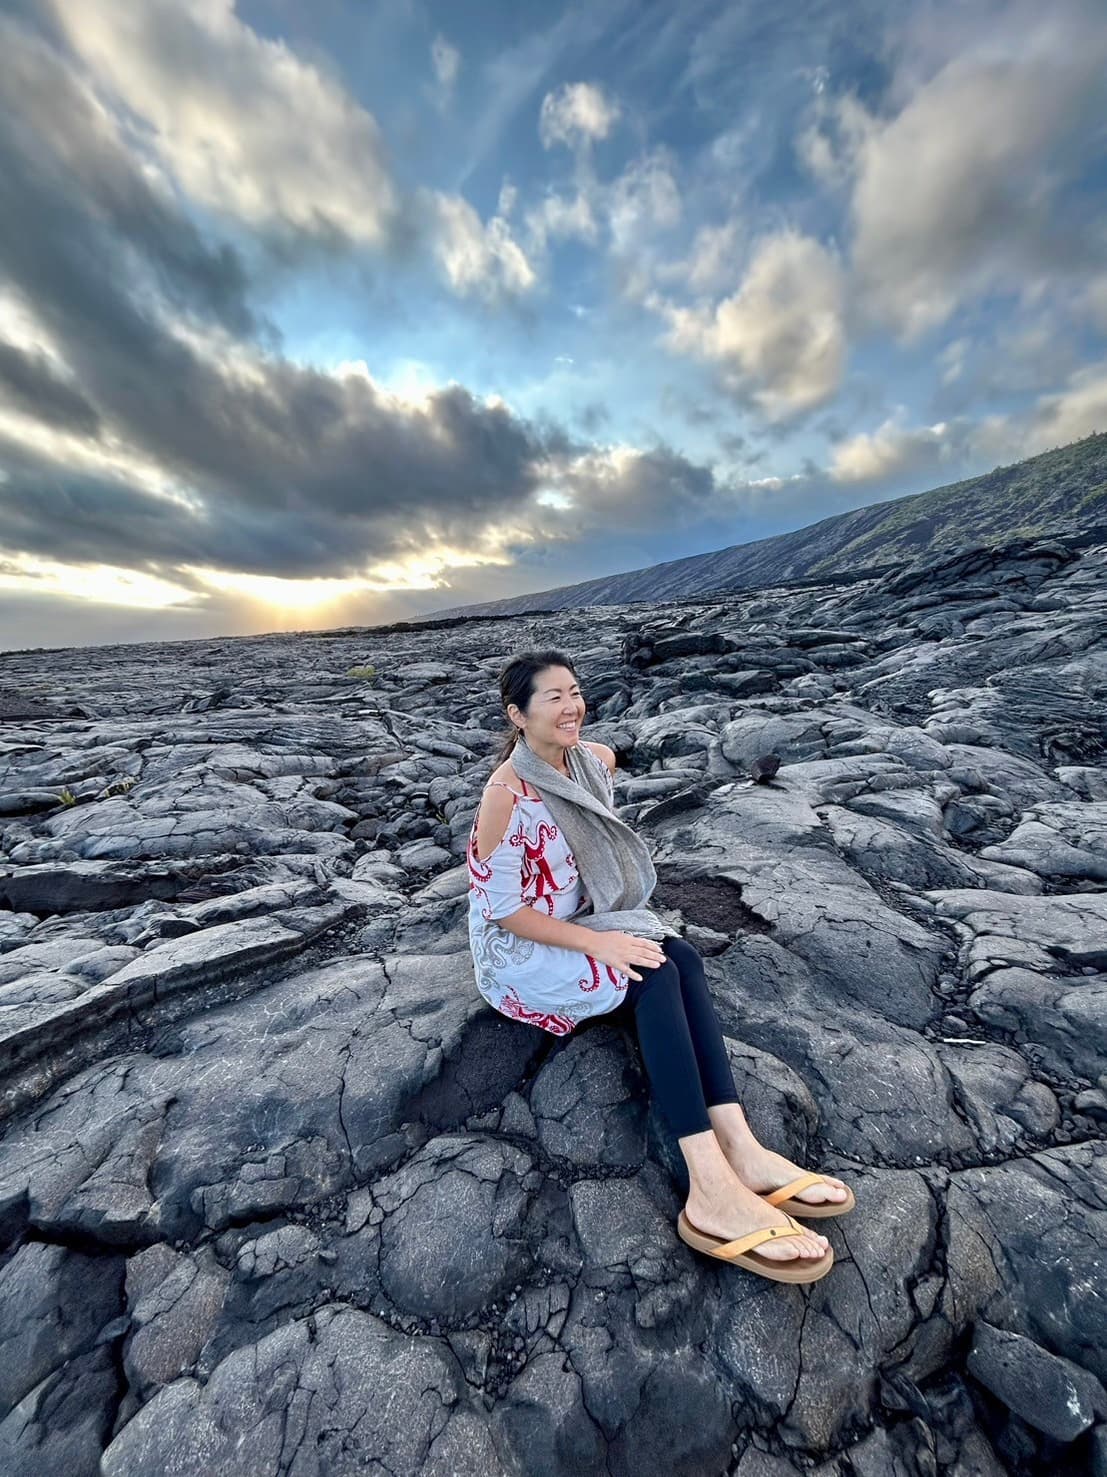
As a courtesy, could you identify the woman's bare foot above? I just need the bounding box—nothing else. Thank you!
[723,1140,851,1207]
[684,1177,830,1262]
[705,1106,851,1207]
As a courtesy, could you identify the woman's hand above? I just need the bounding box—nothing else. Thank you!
[590,931,668,981]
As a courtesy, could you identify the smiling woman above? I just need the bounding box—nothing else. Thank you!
[466,646,665,1033]
[464,646,853,1283]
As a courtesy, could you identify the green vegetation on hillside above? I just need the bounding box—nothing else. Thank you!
[812,430,1107,575]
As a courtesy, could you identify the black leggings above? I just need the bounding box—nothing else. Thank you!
[609,934,741,1138]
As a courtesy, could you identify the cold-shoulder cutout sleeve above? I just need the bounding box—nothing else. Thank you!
[467,794,528,923]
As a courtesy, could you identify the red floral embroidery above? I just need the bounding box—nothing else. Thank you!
[467,815,548,917]
[578,956,624,993]
[520,819,560,899]
[496,984,576,1035]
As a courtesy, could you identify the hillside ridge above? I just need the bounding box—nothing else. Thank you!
[425,429,1107,619]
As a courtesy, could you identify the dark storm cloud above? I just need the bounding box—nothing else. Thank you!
[0,17,257,336]
[0,16,578,581]
[555,445,719,531]
[0,376,568,581]
[0,448,208,572]
[0,341,100,435]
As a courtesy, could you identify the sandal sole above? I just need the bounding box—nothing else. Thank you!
[676,1210,834,1283]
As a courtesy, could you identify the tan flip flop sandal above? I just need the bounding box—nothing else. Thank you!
[759,1172,856,1219]
[677,1208,835,1283]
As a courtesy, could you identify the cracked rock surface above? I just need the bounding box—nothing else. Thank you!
[0,532,1105,1474]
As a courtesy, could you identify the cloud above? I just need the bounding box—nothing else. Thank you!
[607,149,681,253]
[937,337,971,388]
[574,402,610,434]
[0,16,259,340]
[50,0,399,249]
[937,318,1085,405]
[539,81,621,150]
[829,415,958,484]
[524,190,600,254]
[680,219,746,294]
[0,16,753,620]
[1087,278,1107,335]
[657,230,846,420]
[519,139,683,292]
[802,0,1107,339]
[0,21,552,588]
[0,359,573,582]
[0,339,101,437]
[431,33,460,93]
[795,90,870,193]
[429,195,537,299]
[1019,362,1107,451]
[457,1,633,188]
[830,358,1107,491]
[542,444,720,533]
[601,148,683,304]
[47,0,533,300]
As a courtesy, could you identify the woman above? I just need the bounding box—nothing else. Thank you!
[466,648,854,1283]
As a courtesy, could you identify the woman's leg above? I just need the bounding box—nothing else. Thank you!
[659,935,742,1110]
[614,957,830,1260]
[619,956,713,1138]
[659,938,852,1211]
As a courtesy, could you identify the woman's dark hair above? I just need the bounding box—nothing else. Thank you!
[492,648,582,765]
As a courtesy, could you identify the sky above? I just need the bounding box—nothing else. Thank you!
[1,0,1106,652]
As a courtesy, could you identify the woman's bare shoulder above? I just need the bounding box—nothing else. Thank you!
[582,740,616,774]
[489,757,523,790]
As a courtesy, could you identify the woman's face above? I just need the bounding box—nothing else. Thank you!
[514,664,586,748]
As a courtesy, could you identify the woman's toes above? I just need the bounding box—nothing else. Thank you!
[801,1179,847,1204]
[764,1227,823,1260]
[769,1244,800,1260]
[754,1238,796,1261]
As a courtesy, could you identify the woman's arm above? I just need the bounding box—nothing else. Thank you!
[498,906,610,951]
[473,783,515,864]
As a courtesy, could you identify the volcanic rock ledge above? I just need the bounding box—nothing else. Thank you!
[0,532,1105,1475]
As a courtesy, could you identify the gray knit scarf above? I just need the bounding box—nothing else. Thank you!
[509,732,677,942]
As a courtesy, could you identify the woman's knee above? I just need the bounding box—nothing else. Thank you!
[626,956,680,1007]
[663,935,703,973]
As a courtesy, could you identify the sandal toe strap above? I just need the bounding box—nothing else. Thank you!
[763,1172,829,1206]
[712,1216,807,1260]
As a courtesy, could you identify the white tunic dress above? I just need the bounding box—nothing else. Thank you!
[466,742,630,1035]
